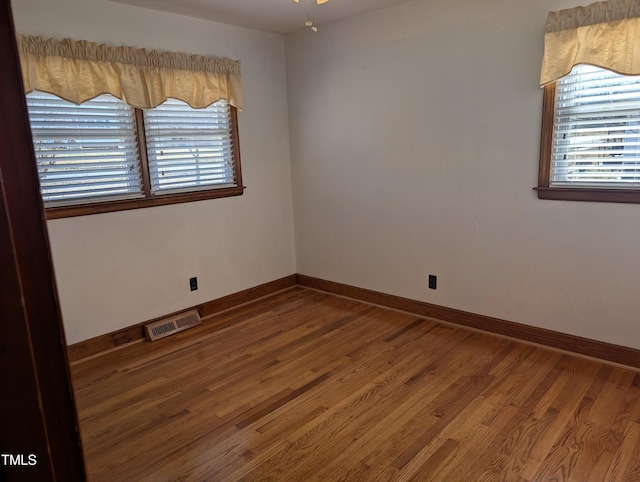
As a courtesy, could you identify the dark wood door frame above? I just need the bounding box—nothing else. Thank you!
[0,1,85,480]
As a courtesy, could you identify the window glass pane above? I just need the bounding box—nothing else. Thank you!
[552,65,640,188]
[143,99,236,194]
[26,92,143,205]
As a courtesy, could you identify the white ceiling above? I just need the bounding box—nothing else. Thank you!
[109,0,412,34]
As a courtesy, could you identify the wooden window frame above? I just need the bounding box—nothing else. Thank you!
[40,103,244,220]
[535,81,640,204]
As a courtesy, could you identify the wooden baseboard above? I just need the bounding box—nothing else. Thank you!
[67,274,297,362]
[296,274,640,370]
[68,273,640,369]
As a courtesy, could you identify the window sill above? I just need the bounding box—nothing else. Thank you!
[45,186,245,219]
[534,186,640,204]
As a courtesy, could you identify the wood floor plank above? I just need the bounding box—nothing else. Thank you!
[70,288,640,481]
[244,354,443,480]
[603,422,640,482]
[517,360,603,481]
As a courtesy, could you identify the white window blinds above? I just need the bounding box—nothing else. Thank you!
[26,92,143,205]
[552,65,640,188]
[143,99,236,194]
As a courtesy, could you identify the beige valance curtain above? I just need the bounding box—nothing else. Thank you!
[540,0,640,86]
[17,34,243,110]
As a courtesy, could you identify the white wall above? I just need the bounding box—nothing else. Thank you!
[12,0,296,344]
[286,0,640,350]
[13,0,640,351]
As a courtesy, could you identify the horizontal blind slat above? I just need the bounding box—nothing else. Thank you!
[146,142,232,149]
[151,168,234,179]
[147,152,233,161]
[147,172,235,182]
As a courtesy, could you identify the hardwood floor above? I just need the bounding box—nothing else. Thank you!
[70,287,640,481]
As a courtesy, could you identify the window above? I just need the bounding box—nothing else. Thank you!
[537,65,640,204]
[144,99,237,195]
[26,92,242,218]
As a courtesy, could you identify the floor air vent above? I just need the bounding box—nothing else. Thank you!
[145,309,201,341]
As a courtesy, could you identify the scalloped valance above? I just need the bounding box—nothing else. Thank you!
[540,0,640,86]
[17,34,243,110]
